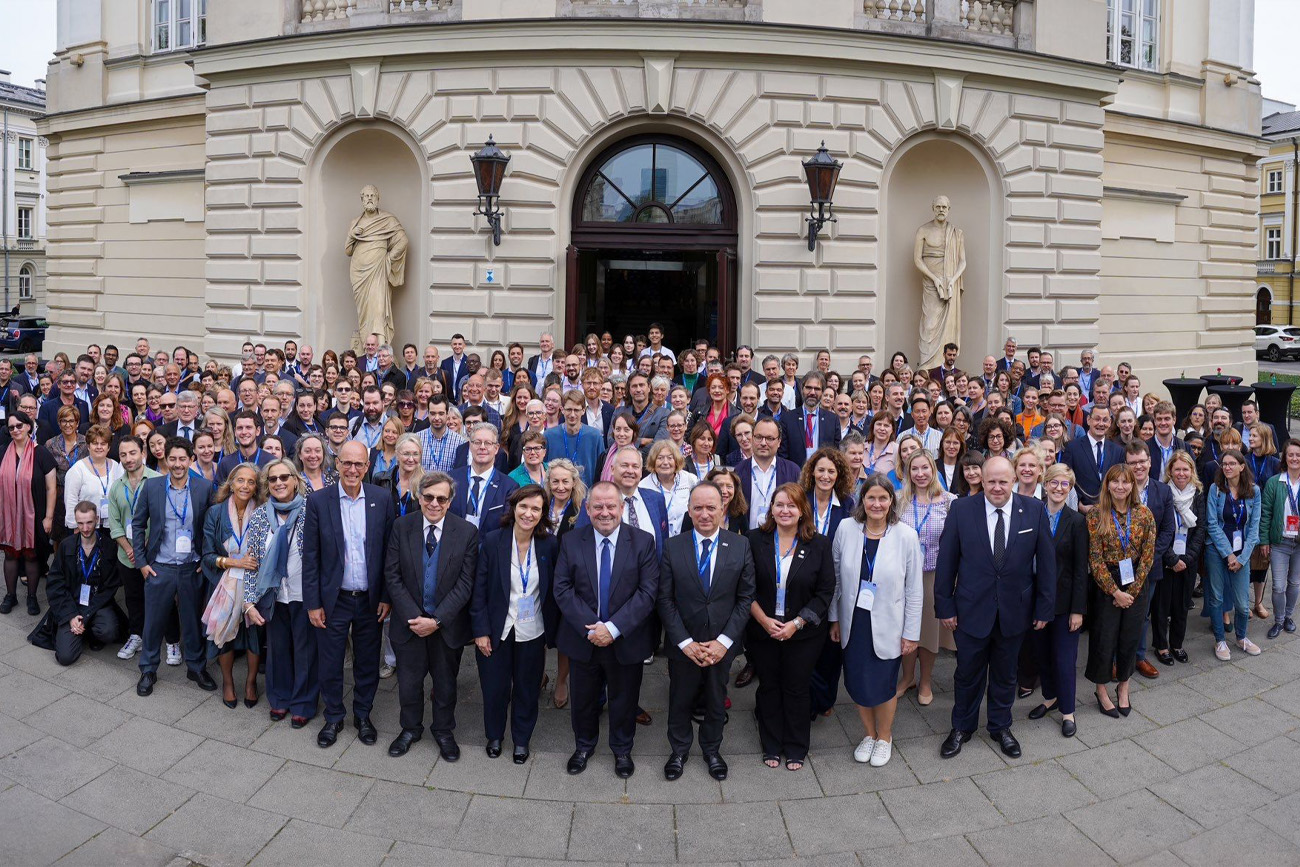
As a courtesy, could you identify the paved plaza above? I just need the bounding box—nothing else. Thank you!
[2,598,1300,867]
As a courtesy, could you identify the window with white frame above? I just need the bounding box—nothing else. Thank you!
[16,207,32,240]
[1267,168,1285,194]
[16,138,33,171]
[153,0,207,53]
[1266,227,1284,261]
[18,266,33,301]
[1106,0,1158,71]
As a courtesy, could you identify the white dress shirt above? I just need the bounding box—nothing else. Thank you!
[985,498,1011,552]
[593,525,623,639]
[677,529,734,650]
[749,460,778,529]
[621,489,652,532]
[506,537,543,642]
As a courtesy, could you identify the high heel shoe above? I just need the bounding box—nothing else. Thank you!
[1096,694,1119,719]
[1117,700,1131,717]
[244,695,259,709]
[223,697,238,709]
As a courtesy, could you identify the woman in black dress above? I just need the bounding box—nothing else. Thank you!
[0,412,58,615]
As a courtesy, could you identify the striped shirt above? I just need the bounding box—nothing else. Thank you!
[419,426,466,474]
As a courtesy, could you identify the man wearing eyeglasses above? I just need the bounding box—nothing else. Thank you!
[735,417,801,530]
[303,440,395,749]
[38,371,91,435]
[324,416,351,459]
[450,423,518,530]
[382,471,479,760]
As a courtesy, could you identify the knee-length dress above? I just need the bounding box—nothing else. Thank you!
[843,537,901,708]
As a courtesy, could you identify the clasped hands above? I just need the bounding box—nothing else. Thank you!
[584,622,614,647]
[682,639,727,667]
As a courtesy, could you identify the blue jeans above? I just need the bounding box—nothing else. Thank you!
[1207,553,1250,642]
[1270,539,1300,625]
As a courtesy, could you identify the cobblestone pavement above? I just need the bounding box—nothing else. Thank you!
[3,595,1300,867]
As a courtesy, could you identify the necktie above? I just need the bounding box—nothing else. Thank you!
[624,496,640,529]
[180,425,191,441]
[699,538,712,594]
[423,525,439,615]
[993,508,1006,568]
[598,538,612,621]
[469,477,482,516]
[805,412,814,449]
[1095,441,1104,472]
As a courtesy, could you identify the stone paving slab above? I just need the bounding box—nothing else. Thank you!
[2,592,1300,865]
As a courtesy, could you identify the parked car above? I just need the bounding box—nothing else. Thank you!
[0,316,47,354]
[1254,325,1300,362]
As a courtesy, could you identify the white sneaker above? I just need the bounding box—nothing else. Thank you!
[166,643,182,665]
[379,664,395,679]
[117,634,142,660]
[870,739,893,767]
[853,735,876,763]
[1214,640,1231,661]
[1238,638,1262,656]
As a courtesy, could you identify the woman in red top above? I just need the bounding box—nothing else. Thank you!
[703,372,733,439]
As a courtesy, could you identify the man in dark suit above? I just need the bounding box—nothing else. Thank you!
[1147,400,1186,480]
[553,481,660,779]
[927,342,963,384]
[778,371,840,468]
[994,337,1018,373]
[1235,400,1280,448]
[42,500,122,666]
[1062,404,1123,510]
[449,423,519,530]
[131,436,214,697]
[587,445,669,556]
[1125,441,1175,679]
[383,471,479,759]
[38,370,91,434]
[934,456,1055,759]
[658,482,756,781]
[157,390,203,443]
[526,332,559,389]
[303,440,395,749]
[735,417,802,531]
[0,358,21,420]
[440,334,469,403]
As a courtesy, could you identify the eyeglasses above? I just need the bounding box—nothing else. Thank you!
[397,401,414,408]
[266,473,295,483]
[753,434,779,443]
[523,445,546,454]
[1045,479,1071,489]
[337,460,366,470]
[421,494,451,505]
[161,402,177,408]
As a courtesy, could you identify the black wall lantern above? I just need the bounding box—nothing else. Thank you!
[470,135,510,246]
[802,141,842,252]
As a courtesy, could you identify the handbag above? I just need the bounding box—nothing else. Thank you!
[1250,546,1269,571]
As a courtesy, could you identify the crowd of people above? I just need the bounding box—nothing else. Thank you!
[0,326,1289,778]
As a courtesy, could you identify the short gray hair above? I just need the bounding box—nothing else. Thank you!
[177,390,200,405]
[467,421,499,443]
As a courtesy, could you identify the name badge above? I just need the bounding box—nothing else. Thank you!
[516,595,537,625]
[124,526,133,543]
[99,497,109,515]
[1118,558,1135,586]
[856,580,877,611]
[775,585,787,618]
[1286,515,1299,538]
[1172,531,1187,556]
[0,406,6,420]
[175,534,192,555]
[1232,531,1243,553]
[78,584,91,606]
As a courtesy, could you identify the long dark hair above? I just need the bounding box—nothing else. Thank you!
[1213,448,1255,500]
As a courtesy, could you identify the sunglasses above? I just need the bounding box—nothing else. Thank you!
[266,473,295,483]
[7,424,23,432]
[421,494,451,505]
[161,402,177,408]
[397,401,414,408]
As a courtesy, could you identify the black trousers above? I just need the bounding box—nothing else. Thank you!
[570,646,643,755]
[1150,572,1189,651]
[808,636,842,716]
[667,650,734,756]
[317,591,381,723]
[1086,582,1152,684]
[266,600,319,719]
[476,629,545,745]
[54,607,119,667]
[952,618,1024,735]
[748,634,822,760]
[393,628,464,734]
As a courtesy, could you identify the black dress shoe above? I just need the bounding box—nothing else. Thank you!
[355,716,377,745]
[567,749,592,775]
[1061,718,1077,738]
[388,729,422,757]
[992,729,1021,758]
[1117,702,1131,718]
[940,729,971,758]
[317,720,344,748]
[485,739,503,758]
[513,745,529,764]
[615,753,635,778]
[1096,695,1120,719]
[136,672,156,696]
[188,669,218,691]
[1027,703,1054,720]
[1156,650,1176,665]
[1172,648,1189,663]
[663,753,687,781]
[1268,623,1284,640]
[704,753,728,781]
[434,734,460,762]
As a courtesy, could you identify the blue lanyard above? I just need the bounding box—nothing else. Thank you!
[1140,484,1148,506]
[1228,495,1246,531]
[1048,509,1061,538]
[1112,509,1131,550]
[1249,453,1264,478]
[361,424,381,449]
[656,475,679,503]
[167,481,190,525]
[561,428,580,463]
[397,482,413,517]
[78,545,99,585]
[860,529,877,579]
[693,531,715,579]
[88,459,111,498]
[123,477,142,516]
[517,541,533,593]
[469,471,490,515]
[815,498,832,535]
[937,465,950,491]
[774,533,797,588]
[230,512,248,551]
[1286,476,1300,515]
[912,498,933,534]
[63,440,80,464]
[753,465,776,509]
[864,442,878,472]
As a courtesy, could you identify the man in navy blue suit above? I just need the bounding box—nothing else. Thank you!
[778,371,839,468]
[553,481,661,779]
[449,423,519,531]
[440,334,469,404]
[1062,404,1124,510]
[934,456,1055,759]
[735,417,802,531]
[303,440,396,749]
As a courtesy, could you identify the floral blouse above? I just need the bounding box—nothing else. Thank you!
[1085,505,1156,597]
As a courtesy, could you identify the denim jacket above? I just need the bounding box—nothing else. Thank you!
[1206,483,1261,563]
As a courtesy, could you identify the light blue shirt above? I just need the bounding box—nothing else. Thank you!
[158,479,195,566]
[339,484,369,591]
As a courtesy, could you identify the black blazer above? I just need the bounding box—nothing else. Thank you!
[45,533,121,626]
[778,406,840,467]
[552,523,660,664]
[383,511,479,648]
[302,482,394,619]
[1062,436,1126,507]
[471,528,560,650]
[1169,489,1207,575]
[743,531,834,644]
[657,528,756,656]
[1142,479,1177,584]
[1048,506,1090,618]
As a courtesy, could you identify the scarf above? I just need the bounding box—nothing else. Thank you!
[0,439,37,551]
[253,495,305,601]
[1170,482,1197,529]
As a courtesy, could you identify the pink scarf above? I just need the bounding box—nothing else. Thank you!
[0,439,37,551]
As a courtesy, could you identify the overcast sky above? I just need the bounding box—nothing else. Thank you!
[0,1,1297,104]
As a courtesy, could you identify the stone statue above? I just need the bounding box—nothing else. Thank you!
[345,185,409,346]
[913,195,967,372]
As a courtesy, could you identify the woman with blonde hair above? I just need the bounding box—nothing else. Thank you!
[543,458,588,708]
[640,440,696,536]
[1156,449,1205,662]
[1012,446,1045,500]
[202,408,236,460]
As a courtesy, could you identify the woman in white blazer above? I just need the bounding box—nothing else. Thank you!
[830,473,923,767]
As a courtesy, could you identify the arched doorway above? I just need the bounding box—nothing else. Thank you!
[1257,287,1273,325]
[566,134,738,354]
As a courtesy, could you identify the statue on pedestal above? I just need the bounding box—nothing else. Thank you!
[345,185,408,346]
[913,195,966,372]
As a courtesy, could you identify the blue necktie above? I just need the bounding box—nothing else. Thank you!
[422,525,439,615]
[469,477,482,516]
[699,538,712,595]
[1096,441,1104,472]
[598,538,612,621]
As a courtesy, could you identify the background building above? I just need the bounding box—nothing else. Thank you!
[38,0,1264,386]
[1258,97,1297,325]
[1,70,46,317]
